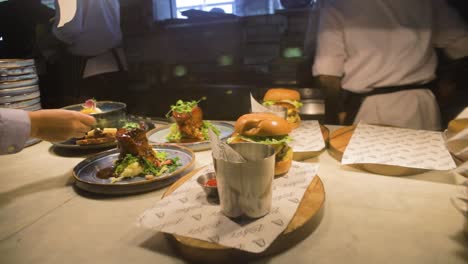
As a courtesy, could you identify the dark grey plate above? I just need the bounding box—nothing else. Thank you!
[0,84,39,96]
[0,59,35,68]
[0,90,40,104]
[52,138,117,150]
[0,65,36,76]
[0,73,37,82]
[0,97,41,109]
[21,102,41,111]
[0,78,38,89]
[146,121,234,151]
[73,144,196,195]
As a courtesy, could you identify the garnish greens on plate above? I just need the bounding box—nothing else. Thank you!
[104,128,182,183]
[165,99,220,143]
[112,151,180,183]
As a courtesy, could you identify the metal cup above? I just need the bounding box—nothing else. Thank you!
[213,142,276,218]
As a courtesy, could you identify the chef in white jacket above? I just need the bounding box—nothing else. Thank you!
[53,0,128,102]
[313,0,468,131]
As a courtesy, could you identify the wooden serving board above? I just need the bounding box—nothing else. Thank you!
[293,124,330,161]
[328,125,426,176]
[328,125,356,162]
[163,168,325,263]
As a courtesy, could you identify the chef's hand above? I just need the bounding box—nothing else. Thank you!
[29,109,96,142]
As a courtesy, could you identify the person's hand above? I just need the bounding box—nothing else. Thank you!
[28,109,96,142]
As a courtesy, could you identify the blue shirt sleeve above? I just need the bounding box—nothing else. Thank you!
[0,109,31,155]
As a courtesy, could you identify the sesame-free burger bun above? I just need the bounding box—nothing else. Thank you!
[263,88,301,102]
[275,147,293,175]
[234,113,292,137]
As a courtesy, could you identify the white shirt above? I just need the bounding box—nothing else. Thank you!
[53,0,126,78]
[313,0,468,92]
[0,109,30,155]
[312,0,468,131]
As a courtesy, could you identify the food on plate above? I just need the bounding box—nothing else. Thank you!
[80,99,102,114]
[166,99,220,142]
[97,128,181,183]
[262,88,302,129]
[227,113,293,176]
[74,121,143,146]
[76,128,117,145]
[122,121,141,129]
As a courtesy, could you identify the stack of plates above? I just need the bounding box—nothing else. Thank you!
[0,59,42,146]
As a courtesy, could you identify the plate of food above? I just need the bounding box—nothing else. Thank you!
[147,100,234,151]
[52,127,119,149]
[53,99,130,149]
[62,99,127,128]
[73,128,195,195]
[52,117,156,149]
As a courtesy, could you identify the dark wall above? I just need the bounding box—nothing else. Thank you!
[121,4,319,120]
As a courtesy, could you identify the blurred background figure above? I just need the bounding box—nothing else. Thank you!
[52,0,129,108]
[0,0,56,108]
[313,0,468,130]
[0,0,54,58]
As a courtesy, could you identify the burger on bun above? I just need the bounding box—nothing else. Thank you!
[227,113,293,176]
[263,88,302,129]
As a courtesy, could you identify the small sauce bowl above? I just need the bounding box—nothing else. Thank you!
[197,172,218,198]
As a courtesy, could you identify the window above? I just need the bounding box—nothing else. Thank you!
[176,0,235,18]
[151,0,316,21]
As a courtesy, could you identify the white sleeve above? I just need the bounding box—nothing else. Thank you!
[0,109,31,155]
[52,0,83,45]
[432,0,468,59]
[312,3,347,77]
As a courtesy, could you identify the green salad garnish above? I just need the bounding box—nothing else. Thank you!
[262,101,276,106]
[122,121,140,129]
[166,121,220,142]
[165,99,201,118]
[290,100,303,108]
[262,100,303,108]
[115,154,139,175]
[200,121,220,139]
[112,153,181,183]
[166,124,182,142]
[227,135,291,145]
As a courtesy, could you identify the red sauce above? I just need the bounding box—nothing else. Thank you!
[204,178,217,187]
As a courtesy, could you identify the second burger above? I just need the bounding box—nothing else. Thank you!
[262,88,302,129]
[227,113,293,176]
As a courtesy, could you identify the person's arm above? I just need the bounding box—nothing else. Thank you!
[29,109,96,142]
[312,3,347,125]
[0,109,31,154]
[0,109,96,155]
[316,75,345,125]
